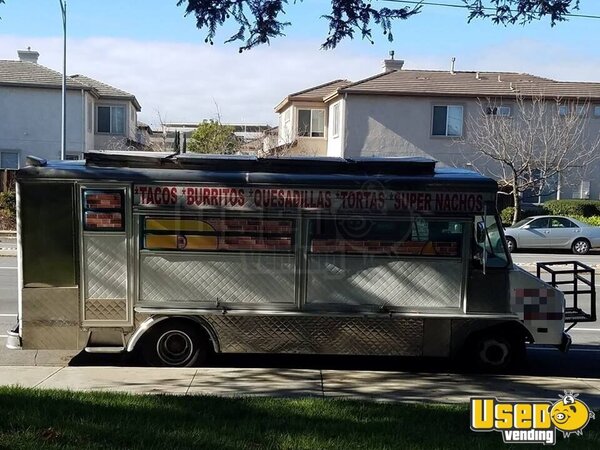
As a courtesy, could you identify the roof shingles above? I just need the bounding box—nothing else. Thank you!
[338,70,600,99]
[278,70,600,109]
[0,60,141,110]
[0,60,87,89]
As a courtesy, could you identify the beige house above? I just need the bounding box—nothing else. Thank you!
[274,59,600,200]
[0,49,143,167]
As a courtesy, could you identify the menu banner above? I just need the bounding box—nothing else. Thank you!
[133,185,487,214]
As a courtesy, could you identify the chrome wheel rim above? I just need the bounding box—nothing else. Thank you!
[574,240,589,254]
[506,239,515,252]
[156,330,194,366]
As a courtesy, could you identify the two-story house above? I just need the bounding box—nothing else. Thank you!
[275,58,600,199]
[0,49,143,168]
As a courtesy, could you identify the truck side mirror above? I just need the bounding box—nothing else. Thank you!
[476,221,486,243]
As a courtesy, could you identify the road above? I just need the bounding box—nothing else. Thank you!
[0,255,17,339]
[1,251,599,377]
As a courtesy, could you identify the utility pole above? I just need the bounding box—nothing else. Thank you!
[59,0,67,160]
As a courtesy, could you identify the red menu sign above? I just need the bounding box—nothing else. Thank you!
[133,185,486,214]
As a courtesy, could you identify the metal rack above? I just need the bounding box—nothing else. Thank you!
[537,261,596,330]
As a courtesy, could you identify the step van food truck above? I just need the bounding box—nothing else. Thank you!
[7,151,576,370]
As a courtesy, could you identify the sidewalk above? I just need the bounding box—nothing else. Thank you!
[2,365,600,406]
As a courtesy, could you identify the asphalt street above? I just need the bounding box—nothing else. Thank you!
[0,251,599,377]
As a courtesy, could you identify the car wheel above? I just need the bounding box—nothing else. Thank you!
[468,333,524,372]
[505,237,517,253]
[142,320,207,367]
[572,238,590,255]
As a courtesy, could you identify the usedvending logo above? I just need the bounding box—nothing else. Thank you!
[470,392,595,445]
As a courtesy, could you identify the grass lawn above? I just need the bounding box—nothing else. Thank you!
[0,387,598,449]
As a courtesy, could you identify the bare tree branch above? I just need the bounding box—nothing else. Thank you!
[464,94,600,223]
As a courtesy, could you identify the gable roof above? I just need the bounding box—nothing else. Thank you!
[275,79,351,112]
[70,74,141,110]
[328,69,600,100]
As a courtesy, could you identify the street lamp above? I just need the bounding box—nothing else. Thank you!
[59,0,67,160]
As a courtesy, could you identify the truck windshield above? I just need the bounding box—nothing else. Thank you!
[475,215,510,268]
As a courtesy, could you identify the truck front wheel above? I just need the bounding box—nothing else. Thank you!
[468,333,525,372]
[142,320,208,367]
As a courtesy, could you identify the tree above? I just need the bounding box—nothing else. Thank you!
[464,95,600,224]
[187,119,241,154]
[176,0,581,51]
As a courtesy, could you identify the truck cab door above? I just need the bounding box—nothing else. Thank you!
[467,215,511,313]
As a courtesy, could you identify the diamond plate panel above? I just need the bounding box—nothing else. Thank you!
[22,323,81,350]
[85,299,127,321]
[84,234,127,300]
[140,254,295,304]
[307,256,462,309]
[204,315,423,356]
[22,287,79,323]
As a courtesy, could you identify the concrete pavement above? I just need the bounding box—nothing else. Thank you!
[2,365,600,406]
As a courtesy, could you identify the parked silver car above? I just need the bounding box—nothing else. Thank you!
[504,215,600,254]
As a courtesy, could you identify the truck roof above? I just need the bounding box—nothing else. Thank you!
[17,151,497,191]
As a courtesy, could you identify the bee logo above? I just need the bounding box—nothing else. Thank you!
[550,391,595,438]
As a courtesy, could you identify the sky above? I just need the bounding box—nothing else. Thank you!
[1,0,600,127]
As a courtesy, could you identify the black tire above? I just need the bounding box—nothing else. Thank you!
[572,238,590,255]
[142,320,207,367]
[468,333,525,372]
[505,237,517,253]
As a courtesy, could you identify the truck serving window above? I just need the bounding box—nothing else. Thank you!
[309,218,462,257]
[142,216,294,253]
[82,190,125,232]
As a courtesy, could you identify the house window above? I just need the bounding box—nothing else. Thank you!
[0,151,19,169]
[298,109,325,137]
[432,105,463,137]
[332,103,341,138]
[594,106,600,117]
[485,106,511,117]
[97,106,125,134]
[558,104,587,117]
[558,105,569,116]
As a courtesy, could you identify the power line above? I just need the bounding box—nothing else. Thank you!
[384,0,600,21]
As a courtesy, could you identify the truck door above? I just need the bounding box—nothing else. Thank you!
[79,186,132,327]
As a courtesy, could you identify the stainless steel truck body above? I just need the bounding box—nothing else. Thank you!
[8,151,571,369]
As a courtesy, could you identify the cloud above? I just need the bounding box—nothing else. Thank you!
[1,35,599,129]
[0,36,383,127]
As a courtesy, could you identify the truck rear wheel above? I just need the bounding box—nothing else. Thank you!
[142,320,207,367]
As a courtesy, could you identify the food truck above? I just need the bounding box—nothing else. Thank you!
[7,151,578,370]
